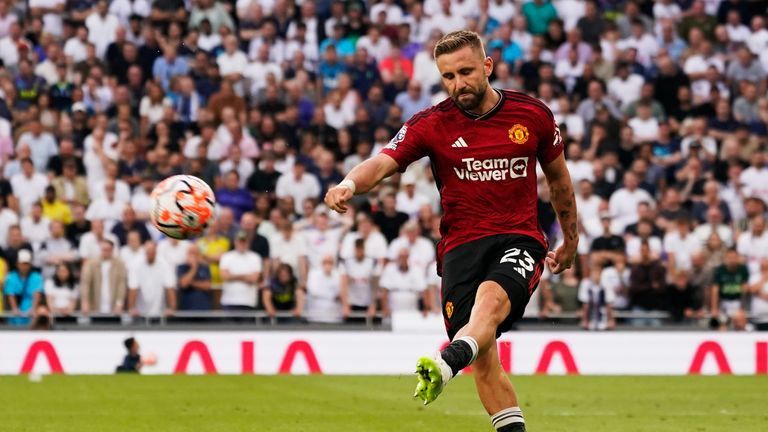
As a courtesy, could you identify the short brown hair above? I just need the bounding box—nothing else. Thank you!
[434,30,485,58]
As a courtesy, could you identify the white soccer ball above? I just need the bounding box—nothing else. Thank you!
[150,175,216,239]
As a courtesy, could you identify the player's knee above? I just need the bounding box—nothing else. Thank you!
[473,283,510,324]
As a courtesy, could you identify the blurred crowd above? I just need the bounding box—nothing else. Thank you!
[0,0,767,331]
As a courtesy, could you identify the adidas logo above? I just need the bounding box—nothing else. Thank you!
[451,137,468,148]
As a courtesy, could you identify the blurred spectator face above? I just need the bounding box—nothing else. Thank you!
[724,249,739,269]
[145,241,157,262]
[587,81,603,100]
[50,221,64,238]
[92,219,105,236]
[403,222,419,242]
[186,244,201,262]
[8,227,22,247]
[397,248,409,268]
[126,231,141,250]
[321,255,335,273]
[21,159,34,177]
[579,180,593,197]
[225,172,239,190]
[100,240,114,259]
[31,203,43,220]
[673,271,689,289]
[639,242,651,261]
[623,172,638,190]
[637,221,652,238]
[293,162,306,179]
[219,208,234,228]
[105,182,116,201]
[314,211,329,230]
[706,207,723,225]
[752,216,765,234]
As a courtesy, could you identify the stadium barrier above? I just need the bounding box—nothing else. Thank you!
[1,330,766,376]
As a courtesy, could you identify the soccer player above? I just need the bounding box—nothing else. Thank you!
[325,31,578,432]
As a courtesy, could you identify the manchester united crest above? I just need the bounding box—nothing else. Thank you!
[445,301,454,319]
[508,124,529,144]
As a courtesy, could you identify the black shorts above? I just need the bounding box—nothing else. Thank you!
[440,234,546,341]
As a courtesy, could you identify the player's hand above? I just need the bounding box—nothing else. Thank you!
[325,185,354,214]
[546,244,577,274]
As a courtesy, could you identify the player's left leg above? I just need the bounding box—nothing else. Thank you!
[473,341,526,431]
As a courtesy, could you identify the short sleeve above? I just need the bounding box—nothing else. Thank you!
[536,111,564,166]
[379,120,427,173]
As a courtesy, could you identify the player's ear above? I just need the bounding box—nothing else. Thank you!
[484,56,493,77]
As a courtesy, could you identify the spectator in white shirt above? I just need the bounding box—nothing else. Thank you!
[85,179,126,231]
[302,206,346,270]
[607,62,644,109]
[11,158,49,216]
[387,221,436,274]
[628,102,660,143]
[269,219,309,284]
[663,216,701,272]
[20,202,51,252]
[128,240,177,317]
[356,26,392,63]
[119,230,146,270]
[217,34,248,83]
[565,143,594,184]
[85,0,120,58]
[305,254,343,323]
[737,215,768,279]
[608,171,654,231]
[340,238,379,320]
[693,207,733,248]
[488,0,516,24]
[396,175,430,219]
[339,212,388,265]
[625,220,663,263]
[380,248,430,316]
[275,160,321,215]
[78,219,120,261]
[220,230,263,310]
[45,263,78,316]
[725,10,750,43]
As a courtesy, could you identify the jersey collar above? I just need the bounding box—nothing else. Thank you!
[456,88,505,121]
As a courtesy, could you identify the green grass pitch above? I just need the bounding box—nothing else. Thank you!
[1,375,765,431]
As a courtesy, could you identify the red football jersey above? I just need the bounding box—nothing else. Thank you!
[380,89,564,269]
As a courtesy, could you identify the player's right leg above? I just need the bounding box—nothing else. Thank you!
[414,280,509,404]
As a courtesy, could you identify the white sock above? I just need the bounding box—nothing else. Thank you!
[492,407,524,430]
[433,353,454,385]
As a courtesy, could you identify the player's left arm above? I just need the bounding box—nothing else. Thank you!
[541,153,579,274]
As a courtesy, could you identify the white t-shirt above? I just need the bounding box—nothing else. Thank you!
[217,51,249,77]
[339,231,388,261]
[387,236,436,274]
[63,37,88,63]
[608,187,654,231]
[0,208,19,248]
[693,224,734,248]
[395,191,430,219]
[339,257,377,307]
[305,268,342,323]
[78,232,120,260]
[355,35,392,63]
[736,231,768,278]
[156,239,190,268]
[379,262,426,312]
[739,167,768,204]
[30,0,66,37]
[269,232,307,275]
[220,250,262,307]
[601,266,629,309]
[628,117,660,142]
[119,246,146,270]
[607,74,645,108]
[20,216,51,250]
[85,198,125,231]
[275,172,321,214]
[100,260,112,313]
[625,236,663,261]
[11,172,48,216]
[85,12,120,58]
[663,231,701,271]
[44,279,78,309]
[566,160,595,184]
[303,227,344,270]
[129,257,176,316]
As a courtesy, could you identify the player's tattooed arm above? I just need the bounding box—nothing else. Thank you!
[542,156,579,246]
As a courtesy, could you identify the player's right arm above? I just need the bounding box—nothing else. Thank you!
[325,154,400,213]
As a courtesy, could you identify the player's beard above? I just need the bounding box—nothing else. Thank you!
[452,81,487,112]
